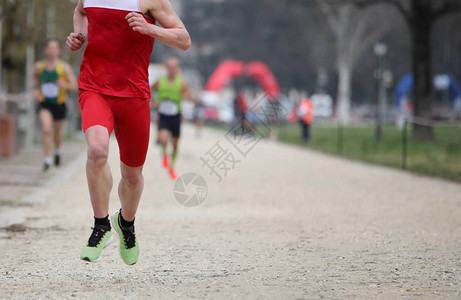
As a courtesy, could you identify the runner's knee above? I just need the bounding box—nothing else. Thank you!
[122,170,143,186]
[87,143,109,165]
[158,135,168,146]
[42,126,52,136]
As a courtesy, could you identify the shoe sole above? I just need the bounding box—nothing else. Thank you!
[81,234,114,263]
[111,210,137,265]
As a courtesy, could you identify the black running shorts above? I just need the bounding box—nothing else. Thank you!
[158,113,181,138]
[39,102,67,121]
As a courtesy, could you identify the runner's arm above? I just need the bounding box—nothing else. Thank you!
[151,80,160,92]
[126,0,191,51]
[66,0,87,51]
[59,63,78,91]
[151,80,160,109]
[181,82,195,103]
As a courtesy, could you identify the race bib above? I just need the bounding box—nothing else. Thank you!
[159,100,179,116]
[41,82,59,98]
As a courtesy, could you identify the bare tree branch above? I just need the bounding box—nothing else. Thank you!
[337,5,354,48]
[315,0,341,37]
[432,1,461,21]
[352,0,412,25]
[350,24,390,68]
[348,9,374,49]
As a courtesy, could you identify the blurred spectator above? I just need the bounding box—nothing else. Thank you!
[298,97,314,143]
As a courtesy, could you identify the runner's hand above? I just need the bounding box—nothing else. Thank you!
[126,12,151,35]
[66,33,85,51]
[57,79,67,89]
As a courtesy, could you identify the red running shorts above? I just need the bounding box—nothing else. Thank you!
[79,90,150,167]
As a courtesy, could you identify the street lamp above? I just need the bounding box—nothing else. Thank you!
[374,43,388,140]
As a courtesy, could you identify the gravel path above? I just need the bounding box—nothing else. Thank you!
[0,123,460,299]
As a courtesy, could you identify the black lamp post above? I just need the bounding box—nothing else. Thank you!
[374,43,388,140]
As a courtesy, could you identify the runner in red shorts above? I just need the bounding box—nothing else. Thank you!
[66,0,190,265]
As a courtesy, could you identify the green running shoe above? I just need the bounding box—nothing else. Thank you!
[111,210,139,265]
[43,163,53,173]
[80,224,113,262]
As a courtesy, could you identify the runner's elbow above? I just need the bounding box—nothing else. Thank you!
[180,35,191,51]
[70,83,78,91]
[75,5,86,17]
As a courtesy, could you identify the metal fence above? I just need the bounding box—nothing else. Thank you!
[401,117,461,170]
[307,119,461,182]
[276,118,461,181]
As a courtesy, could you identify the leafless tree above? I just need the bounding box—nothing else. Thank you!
[353,0,461,140]
[316,0,391,124]
[0,0,77,93]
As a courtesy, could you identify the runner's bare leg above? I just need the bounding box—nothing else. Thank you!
[158,129,169,149]
[39,109,53,159]
[171,136,179,167]
[85,125,113,218]
[53,120,65,150]
[118,163,144,222]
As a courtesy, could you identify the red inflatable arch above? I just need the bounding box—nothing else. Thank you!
[205,60,245,92]
[205,60,280,99]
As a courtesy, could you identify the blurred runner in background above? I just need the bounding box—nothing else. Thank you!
[151,57,194,180]
[234,91,248,121]
[32,39,78,172]
[193,98,205,138]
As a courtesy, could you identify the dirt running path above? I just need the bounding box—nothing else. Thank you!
[0,124,460,299]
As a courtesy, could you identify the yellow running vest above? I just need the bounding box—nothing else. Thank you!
[38,60,67,104]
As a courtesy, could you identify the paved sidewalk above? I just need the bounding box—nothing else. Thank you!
[0,123,460,299]
[0,135,86,227]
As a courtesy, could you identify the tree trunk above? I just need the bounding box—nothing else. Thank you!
[411,0,434,141]
[336,63,352,124]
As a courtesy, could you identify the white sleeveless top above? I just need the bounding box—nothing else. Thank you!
[83,0,141,12]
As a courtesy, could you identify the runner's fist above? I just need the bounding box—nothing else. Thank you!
[126,12,151,35]
[57,79,67,89]
[66,33,85,51]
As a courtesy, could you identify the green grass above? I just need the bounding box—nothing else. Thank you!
[204,121,461,182]
[275,124,461,182]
